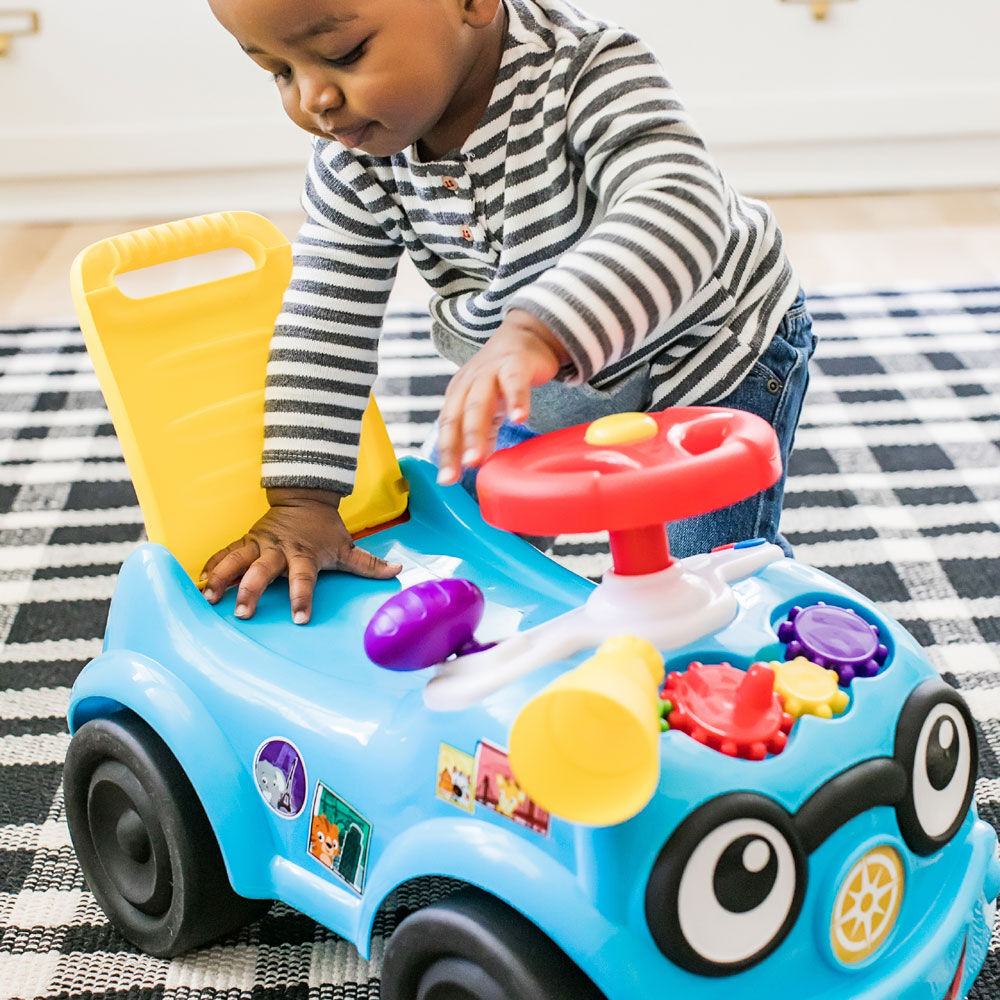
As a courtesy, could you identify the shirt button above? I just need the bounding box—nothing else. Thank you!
[443,176,459,190]
[461,226,474,242]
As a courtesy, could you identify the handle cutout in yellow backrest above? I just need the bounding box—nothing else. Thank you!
[72,211,409,582]
[115,248,256,299]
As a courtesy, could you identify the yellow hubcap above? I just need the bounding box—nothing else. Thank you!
[831,846,905,963]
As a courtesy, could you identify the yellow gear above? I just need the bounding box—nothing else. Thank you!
[770,656,849,719]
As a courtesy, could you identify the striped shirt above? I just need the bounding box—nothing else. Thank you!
[263,0,798,494]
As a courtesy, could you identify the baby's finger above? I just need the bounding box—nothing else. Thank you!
[338,543,403,580]
[497,358,530,424]
[234,546,287,620]
[202,541,259,603]
[481,402,508,457]
[460,378,503,467]
[286,552,319,625]
[436,388,468,486]
[200,538,248,583]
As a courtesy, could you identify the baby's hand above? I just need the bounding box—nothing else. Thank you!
[200,487,402,624]
[436,309,568,485]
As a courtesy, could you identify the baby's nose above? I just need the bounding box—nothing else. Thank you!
[300,74,342,115]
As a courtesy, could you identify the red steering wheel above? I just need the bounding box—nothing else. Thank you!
[476,407,782,576]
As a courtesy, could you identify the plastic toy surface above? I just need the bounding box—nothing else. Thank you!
[64,214,999,1000]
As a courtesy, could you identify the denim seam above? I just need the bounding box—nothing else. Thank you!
[748,344,807,537]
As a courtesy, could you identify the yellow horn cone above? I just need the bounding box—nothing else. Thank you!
[509,636,665,826]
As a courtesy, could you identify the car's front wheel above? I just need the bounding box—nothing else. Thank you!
[381,888,606,1000]
[64,712,269,957]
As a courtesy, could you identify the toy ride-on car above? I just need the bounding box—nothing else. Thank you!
[64,213,999,1000]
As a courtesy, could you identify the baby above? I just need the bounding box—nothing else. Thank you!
[201,0,815,624]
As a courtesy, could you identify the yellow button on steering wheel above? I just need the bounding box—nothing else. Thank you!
[584,411,659,446]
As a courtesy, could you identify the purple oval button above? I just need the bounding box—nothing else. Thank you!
[365,578,486,671]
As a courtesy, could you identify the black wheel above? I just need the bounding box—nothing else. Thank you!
[381,888,606,1000]
[64,712,270,957]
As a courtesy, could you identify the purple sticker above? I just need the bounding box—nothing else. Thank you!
[254,738,307,818]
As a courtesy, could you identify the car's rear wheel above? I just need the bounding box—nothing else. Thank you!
[381,888,606,1000]
[64,712,270,957]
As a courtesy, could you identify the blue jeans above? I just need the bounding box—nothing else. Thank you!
[427,291,816,559]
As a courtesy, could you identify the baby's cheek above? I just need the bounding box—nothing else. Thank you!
[367,75,430,123]
[280,90,308,129]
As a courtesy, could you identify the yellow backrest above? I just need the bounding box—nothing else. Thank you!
[71,211,408,581]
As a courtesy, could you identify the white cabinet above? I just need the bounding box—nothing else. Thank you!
[1,0,998,221]
[0,0,309,221]
[585,0,1000,194]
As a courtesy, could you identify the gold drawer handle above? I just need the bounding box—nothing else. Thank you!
[781,0,855,21]
[0,9,39,57]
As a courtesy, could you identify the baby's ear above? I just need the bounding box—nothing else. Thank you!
[463,0,502,29]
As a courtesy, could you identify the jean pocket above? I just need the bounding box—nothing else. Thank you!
[776,293,817,356]
[715,331,807,431]
[752,329,800,392]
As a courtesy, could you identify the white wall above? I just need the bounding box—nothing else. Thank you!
[1,0,998,222]
[586,0,1000,194]
[0,0,309,221]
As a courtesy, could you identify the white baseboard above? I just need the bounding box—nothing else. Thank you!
[0,166,307,224]
[2,134,998,224]
[718,134,1000,197]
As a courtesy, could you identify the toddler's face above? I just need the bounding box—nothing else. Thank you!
[209,0,500,159]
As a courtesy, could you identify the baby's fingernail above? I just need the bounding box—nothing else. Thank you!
[511,407,527,422]
[203,587,216,601]
[437,467,456,485]
[198,572,208,582]
[461,449,479,465]
[293,610,308,625]
[235,603,249,619]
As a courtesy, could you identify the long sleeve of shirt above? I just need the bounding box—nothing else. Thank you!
[261,152,403,493]
[507,29,730,386]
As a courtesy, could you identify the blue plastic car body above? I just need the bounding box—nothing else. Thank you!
[68,455,1000,1000]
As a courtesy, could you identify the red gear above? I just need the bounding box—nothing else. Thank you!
[664,661,795,760]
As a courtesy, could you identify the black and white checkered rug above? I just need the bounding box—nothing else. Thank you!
[2,285,999,999]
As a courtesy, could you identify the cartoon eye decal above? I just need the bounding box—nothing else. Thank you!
[645,793,807,976]
[894,680,977,855]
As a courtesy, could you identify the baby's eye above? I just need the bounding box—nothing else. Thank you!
[272,65,292,82]
[325,40,367,68]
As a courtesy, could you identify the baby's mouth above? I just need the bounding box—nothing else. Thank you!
[333,122,373,149]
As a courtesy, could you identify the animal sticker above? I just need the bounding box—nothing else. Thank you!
[494,773,526,818]
[436,744,475,813]
[474,740,550,835]
[253,738,306,818]
[309,813,341,869]
[307,782,372,894]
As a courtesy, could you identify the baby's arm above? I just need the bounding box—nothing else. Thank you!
[504,30,730,387]
[439,32,732,477]
[201,146,404,623]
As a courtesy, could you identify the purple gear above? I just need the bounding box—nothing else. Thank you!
[777,603,888,686]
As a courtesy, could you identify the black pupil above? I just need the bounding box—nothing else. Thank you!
[927,716,960,791]
[713,835,778,914]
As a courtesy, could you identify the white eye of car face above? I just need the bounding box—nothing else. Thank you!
[911,702,972,840]
[677,817,799,965]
